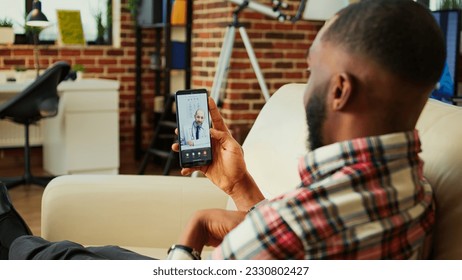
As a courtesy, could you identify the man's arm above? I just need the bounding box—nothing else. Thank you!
[176,209,247,254]
[172,198,304,259]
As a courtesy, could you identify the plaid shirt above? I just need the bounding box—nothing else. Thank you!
[210,130,435,259]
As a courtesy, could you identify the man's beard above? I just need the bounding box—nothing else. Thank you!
[306,91,327,151]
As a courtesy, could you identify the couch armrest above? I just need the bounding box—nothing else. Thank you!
[41,175,228,250]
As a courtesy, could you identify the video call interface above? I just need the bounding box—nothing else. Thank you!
[176,91,212,164]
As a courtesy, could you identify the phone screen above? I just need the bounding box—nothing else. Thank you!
[175,89,213,167]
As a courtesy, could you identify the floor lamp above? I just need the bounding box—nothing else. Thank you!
[26,0,49,78]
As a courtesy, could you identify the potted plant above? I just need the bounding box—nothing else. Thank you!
[0,18,14,45]
[72,64,86,80]
[94,10,107,45]
[128,0,140,26]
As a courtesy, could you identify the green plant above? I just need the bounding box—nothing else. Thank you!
[0,18,13,27]
[439,0,462,9]
[128,0,140,21]
[106,0,112,34]
[94,10,106,40]
[14,66,27,72]
[72,64,86,72]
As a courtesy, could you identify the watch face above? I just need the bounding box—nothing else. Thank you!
[167,244,201,260]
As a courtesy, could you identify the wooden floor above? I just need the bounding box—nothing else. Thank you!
[2,150,181,237]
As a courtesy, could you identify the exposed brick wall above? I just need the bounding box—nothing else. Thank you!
[0,0,156,161]
[191,0,322,142]
[0,0,322,162]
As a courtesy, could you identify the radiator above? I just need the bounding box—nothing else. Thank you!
[0,121,43,148]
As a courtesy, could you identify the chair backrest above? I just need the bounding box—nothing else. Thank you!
[242,83,462,259]
[0,61,70,124]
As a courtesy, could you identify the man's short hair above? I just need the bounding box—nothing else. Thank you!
[322,0,446,88]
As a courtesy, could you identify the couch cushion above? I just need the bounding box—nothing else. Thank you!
[42,175,228,250]
[417,99,462,259]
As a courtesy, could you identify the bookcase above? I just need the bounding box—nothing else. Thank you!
[135,0,192,172]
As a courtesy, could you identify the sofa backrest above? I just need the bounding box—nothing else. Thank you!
[242,83,462,259]
[416,99,462,259]
[242,83,308,198]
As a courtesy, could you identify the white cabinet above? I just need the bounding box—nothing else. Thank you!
[42,79,120,175]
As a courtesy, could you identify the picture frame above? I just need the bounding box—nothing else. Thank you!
[56,10,86,46]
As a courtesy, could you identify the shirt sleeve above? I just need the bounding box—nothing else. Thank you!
[208,192,306,259]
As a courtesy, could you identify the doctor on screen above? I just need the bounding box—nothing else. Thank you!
[183,108,209,148]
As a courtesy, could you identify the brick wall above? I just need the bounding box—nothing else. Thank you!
[0,0,157,162]
[0,0,321,162]
[192,0,321,142]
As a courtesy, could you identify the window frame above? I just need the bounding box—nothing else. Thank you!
[16,0,118,46]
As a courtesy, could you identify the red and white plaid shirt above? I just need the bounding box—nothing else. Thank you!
[210,130,435,259]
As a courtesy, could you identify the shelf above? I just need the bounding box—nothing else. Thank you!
[140,23,167,29]
[149,67,189,72]
[140,23,186,29]
[134,0,192,160]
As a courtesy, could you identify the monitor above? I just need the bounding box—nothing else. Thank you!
[431,10,461,104]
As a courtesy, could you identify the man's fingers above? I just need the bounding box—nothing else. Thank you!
[181,167,203,176]
[171,142,179,152]
[181,168,192,176]
[208,97,227,132]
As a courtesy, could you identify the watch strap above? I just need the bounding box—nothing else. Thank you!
[167,244,201,260]
[247,199,269,213]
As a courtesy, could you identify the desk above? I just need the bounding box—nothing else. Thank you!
[0,79,120,175]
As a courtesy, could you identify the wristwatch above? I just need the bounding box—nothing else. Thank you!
[247,199,269,213]
[167,244,201,260]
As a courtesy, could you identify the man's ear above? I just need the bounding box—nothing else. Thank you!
[330,73,353,111]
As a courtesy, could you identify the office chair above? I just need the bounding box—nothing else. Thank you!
[0,61,70,189]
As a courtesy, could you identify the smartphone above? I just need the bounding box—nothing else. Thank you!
[175,89,213,168]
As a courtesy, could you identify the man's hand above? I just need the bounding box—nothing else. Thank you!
[172,98,265,211]
[178,209,247,253]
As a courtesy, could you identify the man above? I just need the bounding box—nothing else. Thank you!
[0,0,445,259]
[184,108,209,147]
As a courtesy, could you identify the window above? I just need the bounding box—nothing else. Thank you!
[0,0,26,35]
[40,0,111,43]
[0,0,120,46]
[429,0,459,10]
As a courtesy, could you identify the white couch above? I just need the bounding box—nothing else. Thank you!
[41,83,462,259]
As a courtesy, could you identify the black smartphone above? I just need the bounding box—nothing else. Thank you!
[175,89,213,168]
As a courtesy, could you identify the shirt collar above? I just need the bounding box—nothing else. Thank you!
[193,122,203,129]
[298,130,422,186]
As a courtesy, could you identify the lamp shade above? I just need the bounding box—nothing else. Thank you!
[26,0,49,27]
[303,0,351,21]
